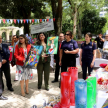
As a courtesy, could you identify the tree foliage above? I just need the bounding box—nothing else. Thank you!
[0,0,50,34]
[82,9,107,35]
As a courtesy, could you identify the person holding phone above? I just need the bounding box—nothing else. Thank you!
[80,32,96,80]
[36,33,50,91]
[59,31,79,72]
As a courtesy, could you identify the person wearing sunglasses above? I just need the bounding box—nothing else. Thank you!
[59,31,79,72]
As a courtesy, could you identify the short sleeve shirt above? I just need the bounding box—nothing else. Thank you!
[81,42,96,61]
[61,40,78,61]
[95,37,104,49]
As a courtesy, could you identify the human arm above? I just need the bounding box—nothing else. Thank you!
[0,54,2,68]
[14,45,25,62]
[59,49,63,66]
[79,49,82,66]
[91,44,96,68]
[100,37,105,42]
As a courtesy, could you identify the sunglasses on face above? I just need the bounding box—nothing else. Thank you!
[19,38,24,40]
[65,34,70,36]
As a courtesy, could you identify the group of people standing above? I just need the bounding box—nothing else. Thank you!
[0,31,107,99]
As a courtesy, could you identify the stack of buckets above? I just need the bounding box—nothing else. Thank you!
[60,67,97,108]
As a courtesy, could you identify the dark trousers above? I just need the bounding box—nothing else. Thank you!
[61,60,76,72]
[1,66,12,90]
[82,60,93,80]
[54,59,61,81]
[0,68,2,96]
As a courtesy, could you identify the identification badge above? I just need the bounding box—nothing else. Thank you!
[89,46,92,48]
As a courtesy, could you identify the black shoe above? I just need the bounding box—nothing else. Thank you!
[14,79,18,81]
[0,95,8,100]
[45,88,49,91]
[51,80,58,83]
[8,88,14,92]
[38,87,41,90]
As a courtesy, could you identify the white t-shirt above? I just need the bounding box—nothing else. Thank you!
[103,41,108,48]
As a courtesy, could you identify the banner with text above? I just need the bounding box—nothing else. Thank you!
[31,20,54,34]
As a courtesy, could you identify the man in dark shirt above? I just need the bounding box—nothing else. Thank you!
[94,33,104,49]
[0,54,8,100]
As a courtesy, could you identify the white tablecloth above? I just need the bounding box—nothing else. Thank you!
[70,90,108,108]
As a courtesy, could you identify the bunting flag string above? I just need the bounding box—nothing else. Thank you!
[0,18,55,24]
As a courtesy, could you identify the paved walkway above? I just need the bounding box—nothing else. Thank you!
[0,65,82,108]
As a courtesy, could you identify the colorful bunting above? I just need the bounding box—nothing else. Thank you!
[37,19,39,23]
[40,19,42,23]
[32,19,34,23]
[42,19,44,22]
[14,19,16,24]
[6,19,9,23]
[53,18,55,21]
[10,19,13,23]
[47,19,49,22]
[0,18,55,24]
[23,19,26,23]
[3,19,6,23]
[35,19,37,23]
[17,19,20,23]
[20,19,23,23]
[29,19,31,23]
[26,19,29,23]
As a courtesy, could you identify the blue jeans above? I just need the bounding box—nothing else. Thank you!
[82,60,94,80]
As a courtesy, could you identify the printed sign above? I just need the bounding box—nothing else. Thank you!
[46,36,58,54]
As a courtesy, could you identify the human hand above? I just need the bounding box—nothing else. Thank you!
[42,54,49,58]
[0,62,2,68]
[23,59,25,63]
[2,59,7,64]
[54,59,56,63]
[80,61,82,66]
[90,62,94,68]
[59,61,62,66]
[64,50,70,54]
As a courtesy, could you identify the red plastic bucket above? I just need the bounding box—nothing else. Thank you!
[68,67,78,106]
[60,72,71,108]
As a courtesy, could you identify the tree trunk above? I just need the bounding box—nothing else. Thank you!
[78,20,82,39]
[24,22,30,35]
[73,4,77,37]
[51,0,62,36]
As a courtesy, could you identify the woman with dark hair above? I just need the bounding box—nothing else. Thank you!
[36,33,50,91]
[80,32,96,80]
[59,31,79,72]
[14,35,33,96]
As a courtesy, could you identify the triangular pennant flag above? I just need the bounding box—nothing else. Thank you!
[32,19,34,23]
[49,19,51,21]
[6,19,9,23]
[37,19,39,23]
[17,19,20,23]
[40,19,42,23]
[23,19,26,23]
[45,19,46,22]
[0,19,1,23]
[14,19,16,24]
[47,19,49,22]
[35,19,37,23]
[29,19,31,23]
[26,19,29,23]
[10,19,13,23]
[3,19,6,23]
[42,19,44,22]
[20,19,23,23]
[53,18,55,21]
